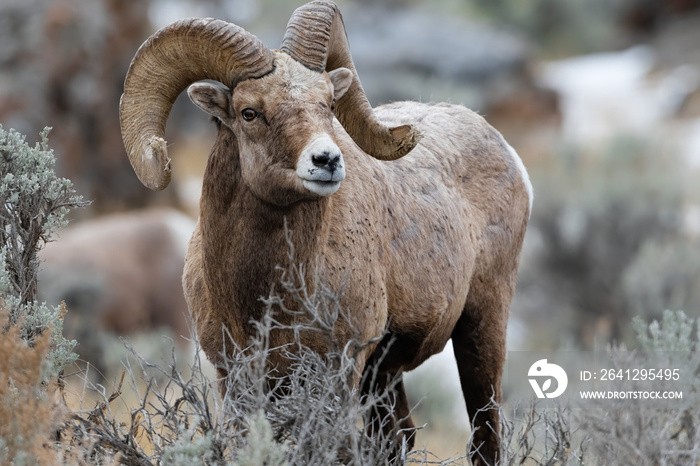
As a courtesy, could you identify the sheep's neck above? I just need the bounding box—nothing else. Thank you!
[200,147,332,327]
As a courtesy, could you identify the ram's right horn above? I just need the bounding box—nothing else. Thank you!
[281,0,421,161]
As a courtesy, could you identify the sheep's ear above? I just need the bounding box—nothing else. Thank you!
[187,82,231,121]
[329,68,353,100]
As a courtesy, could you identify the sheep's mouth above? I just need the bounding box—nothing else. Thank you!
[302,179,341,196]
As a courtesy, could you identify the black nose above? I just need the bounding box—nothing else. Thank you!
[312,152,340,170]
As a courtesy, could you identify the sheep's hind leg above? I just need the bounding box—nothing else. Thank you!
[451,287,510,466]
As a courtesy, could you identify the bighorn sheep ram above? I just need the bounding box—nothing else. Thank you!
[120,1,532,463]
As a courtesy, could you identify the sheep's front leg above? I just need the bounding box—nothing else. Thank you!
[361,371,416,456]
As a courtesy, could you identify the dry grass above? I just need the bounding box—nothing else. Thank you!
[6,299,700,465]
[0,305,98,465]
[0,309,59,464]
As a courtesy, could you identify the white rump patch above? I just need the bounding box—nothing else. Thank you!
[504,141,534,216]
[296,134,345,197]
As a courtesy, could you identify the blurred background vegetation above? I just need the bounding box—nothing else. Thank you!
[2,0,700,460]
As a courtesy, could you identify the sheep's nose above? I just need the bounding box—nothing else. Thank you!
[312,152,340,170]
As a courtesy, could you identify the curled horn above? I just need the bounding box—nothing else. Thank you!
[120,18,274,190]
[281,0,421,161]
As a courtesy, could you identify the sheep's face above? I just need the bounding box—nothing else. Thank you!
[188,52,353,206]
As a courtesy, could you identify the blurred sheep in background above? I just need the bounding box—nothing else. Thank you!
[38,208,195,373]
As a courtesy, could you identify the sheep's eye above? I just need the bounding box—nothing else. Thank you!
[241,108,257,121]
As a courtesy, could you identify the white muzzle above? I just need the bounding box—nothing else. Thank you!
[296,134,346,196]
